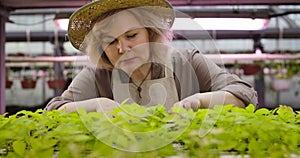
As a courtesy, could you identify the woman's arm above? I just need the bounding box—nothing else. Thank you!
[45,67,114,112]
[58,97,119,113]
[172,49,257,110]
[192,50,257,106]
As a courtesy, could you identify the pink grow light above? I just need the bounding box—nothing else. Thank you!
[56,18,270,31]
[54,19,69,30]
[173,18,270,30]
[194,18,270,30]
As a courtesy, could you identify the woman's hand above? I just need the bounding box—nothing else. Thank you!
[95,98,120,112]
[172,93,201,111]
[171,91,245,112]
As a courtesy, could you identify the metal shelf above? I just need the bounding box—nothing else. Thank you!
[5,29,300,43]
[5,53,300,66]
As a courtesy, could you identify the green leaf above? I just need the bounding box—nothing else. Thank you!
[69,135,92,142]
[254,108,270,115]
[161,115,178,122]
[12,141,26,156]
[120,98,130,105]
[245,104,255,113]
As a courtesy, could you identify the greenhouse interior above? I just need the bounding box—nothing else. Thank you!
[1,0,300,157]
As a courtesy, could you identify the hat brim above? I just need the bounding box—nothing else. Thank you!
[68,0,174,50]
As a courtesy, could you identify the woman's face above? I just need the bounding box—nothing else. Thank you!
[99,11,150,74]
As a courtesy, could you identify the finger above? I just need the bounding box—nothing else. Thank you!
[183,102,192,110]
[168,101,183,113]
[191,104,199,112]
[189,102,200,111]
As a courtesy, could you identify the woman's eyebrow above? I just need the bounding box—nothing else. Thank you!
[120,27,143,35]
[101,35,115,41]
[125,27,142,32]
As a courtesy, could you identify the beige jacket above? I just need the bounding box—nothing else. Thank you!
[45,49,258,110]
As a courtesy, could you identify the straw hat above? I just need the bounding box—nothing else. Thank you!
[68,0,174,50]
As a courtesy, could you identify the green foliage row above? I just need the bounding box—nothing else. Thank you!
[0,104,300,158]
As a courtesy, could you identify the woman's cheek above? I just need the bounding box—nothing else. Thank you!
[105,48,118,66]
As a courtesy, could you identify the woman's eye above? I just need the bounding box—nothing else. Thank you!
[127,33,137,39]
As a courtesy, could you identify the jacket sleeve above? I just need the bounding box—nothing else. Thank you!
[190,49,258,106]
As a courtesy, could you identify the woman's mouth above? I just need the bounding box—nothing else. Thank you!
[121,57,137,63]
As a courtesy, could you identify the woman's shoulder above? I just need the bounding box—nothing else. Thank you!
[81,66,112,73]
[172,48,202,62]
[72,66,111,81]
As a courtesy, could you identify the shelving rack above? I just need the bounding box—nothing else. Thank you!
[5,53,300,65]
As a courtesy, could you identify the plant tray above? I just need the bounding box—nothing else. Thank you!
[240,64,261,75]
[21,80,37,89]
[271,78,292,91]
[5,80,13,89]
[47,79,66,90]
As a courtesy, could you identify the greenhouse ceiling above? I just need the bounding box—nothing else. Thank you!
[1,0,300,10]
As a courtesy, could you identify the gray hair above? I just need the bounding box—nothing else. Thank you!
[81,7,174,69]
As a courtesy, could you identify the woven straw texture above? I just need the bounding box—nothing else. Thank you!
[68,0,174,50]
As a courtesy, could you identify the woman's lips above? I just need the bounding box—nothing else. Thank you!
[120,57,137,63]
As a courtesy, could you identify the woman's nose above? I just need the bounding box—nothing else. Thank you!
[117,39,131,54]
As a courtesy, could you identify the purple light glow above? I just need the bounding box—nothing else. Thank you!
[54,19,69,30]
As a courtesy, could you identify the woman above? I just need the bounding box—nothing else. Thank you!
[45,0,258,112]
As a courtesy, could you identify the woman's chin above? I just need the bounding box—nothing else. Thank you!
[117,64,140,75]
[116,59,149,75]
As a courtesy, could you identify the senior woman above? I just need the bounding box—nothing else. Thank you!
[45,0,258,112]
